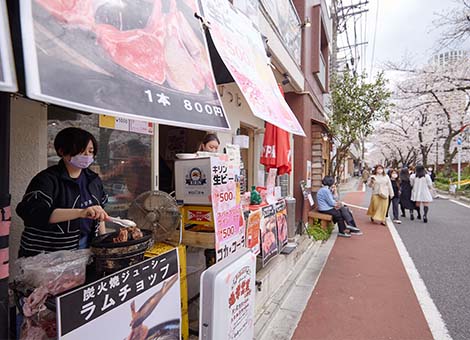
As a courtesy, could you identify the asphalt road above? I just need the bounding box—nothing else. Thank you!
[393,197,470,340]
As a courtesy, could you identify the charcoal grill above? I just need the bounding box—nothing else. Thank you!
[91,229,153,277]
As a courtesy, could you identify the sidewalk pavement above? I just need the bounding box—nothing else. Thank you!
[292,190,434,340]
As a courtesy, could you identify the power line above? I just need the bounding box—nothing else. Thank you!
[334,0,369,73]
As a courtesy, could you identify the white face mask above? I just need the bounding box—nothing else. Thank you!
[391,174,398,179]
[377,169,383,174]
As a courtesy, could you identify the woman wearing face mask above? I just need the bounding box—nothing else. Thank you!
[367,164,394,225]
[399,167,417,219]
[410,164,434,223]
[16,127,109,257]
[389,169,402,224]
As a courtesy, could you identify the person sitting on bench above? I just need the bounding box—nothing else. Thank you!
[316,176,363,238]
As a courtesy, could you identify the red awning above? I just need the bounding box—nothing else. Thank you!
[260,122,292,175]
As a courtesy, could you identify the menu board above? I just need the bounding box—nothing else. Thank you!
[200,0,305,136]
[245,208,261,255]
[211,156,245,262]
[20,0,230,131]
[0,1,17,92]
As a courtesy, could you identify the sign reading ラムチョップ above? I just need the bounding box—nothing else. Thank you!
[0,1,17,92]
[57,249,181,340]
[200,0,305,136]
[20,0,230,132]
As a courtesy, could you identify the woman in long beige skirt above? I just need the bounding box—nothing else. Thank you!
[367,165,394,225]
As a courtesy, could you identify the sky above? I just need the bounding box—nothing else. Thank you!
[334,0,470,78]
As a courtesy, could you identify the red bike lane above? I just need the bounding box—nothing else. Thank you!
[292,191,434,340]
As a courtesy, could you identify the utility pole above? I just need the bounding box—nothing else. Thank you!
[331,0,339,74]
[330,0,369,172]
[330,0,369,73]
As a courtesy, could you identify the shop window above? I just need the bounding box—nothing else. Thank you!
[47,112,153,218]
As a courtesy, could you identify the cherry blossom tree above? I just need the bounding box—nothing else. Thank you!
[381,59,470,175]
[433,0,470,48]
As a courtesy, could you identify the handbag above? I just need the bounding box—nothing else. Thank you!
[378,183,389,199]
[378,192,388,199]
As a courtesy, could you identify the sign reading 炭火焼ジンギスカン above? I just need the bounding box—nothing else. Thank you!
[200,0,305,136]
[57,249,181,340]
[0,1,17,92]
[211,156,245,262]
[20,0,230,132]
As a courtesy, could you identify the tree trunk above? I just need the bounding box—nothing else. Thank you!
[442,136,454,176]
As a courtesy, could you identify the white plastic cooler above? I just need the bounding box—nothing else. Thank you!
[175,157,213,205]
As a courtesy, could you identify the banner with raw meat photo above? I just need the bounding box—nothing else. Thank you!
[275,199,288,252]
[20,0,230,131]
[0,1,17,92]
[200,0,305,136]
[57,249,181,340]
[260,204,279,266]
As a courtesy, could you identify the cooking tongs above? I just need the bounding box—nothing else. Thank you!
[106,216,137,228]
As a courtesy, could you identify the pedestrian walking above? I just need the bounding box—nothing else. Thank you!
[389,169,402,224]
[410,164,434,223]
[427,166,436,182]
[399,167,419,219]
[361,168,370,184]
[367,164,394,225]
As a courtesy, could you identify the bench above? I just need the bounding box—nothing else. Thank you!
[307,210,333,230]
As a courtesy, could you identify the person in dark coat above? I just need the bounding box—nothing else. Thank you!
[389,169,401,224]
[399,167,421,220]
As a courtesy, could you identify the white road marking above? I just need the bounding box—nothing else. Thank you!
[343,202,367,211]
[449,199,470,209]
[388,219,453,340]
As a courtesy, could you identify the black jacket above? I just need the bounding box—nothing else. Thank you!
[16,160,107,257]
[391,179,400,198]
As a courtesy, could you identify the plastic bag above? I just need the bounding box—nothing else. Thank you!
[15,249,91,295]
[20,309,56,340]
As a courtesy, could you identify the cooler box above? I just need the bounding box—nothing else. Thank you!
[175,157,213,205]
[199,248,256,340]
